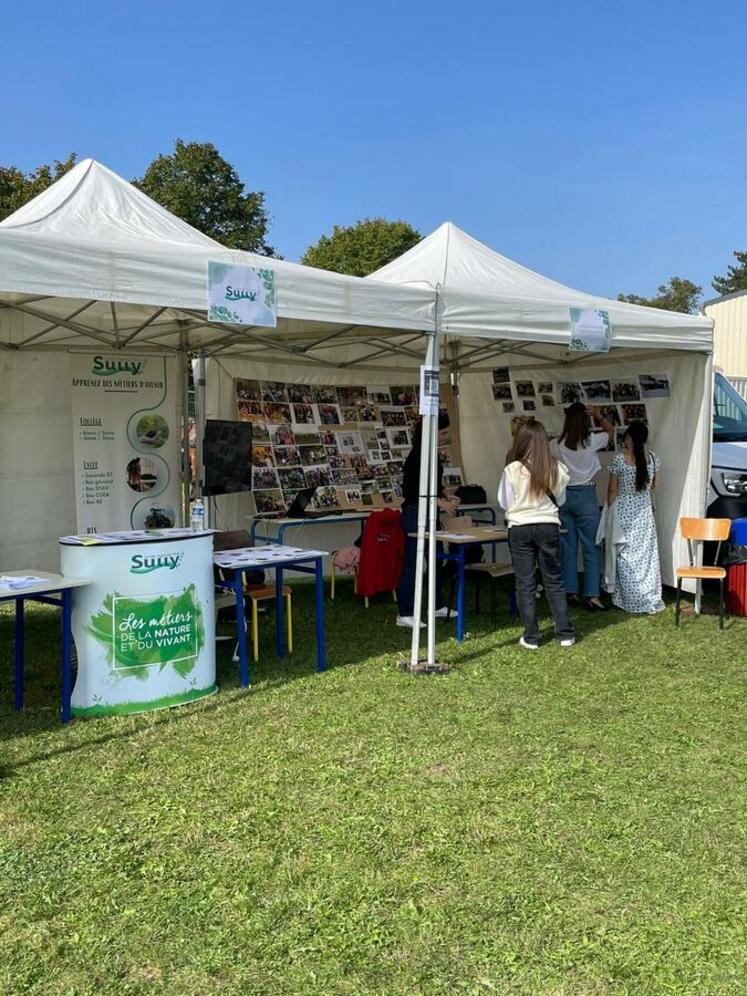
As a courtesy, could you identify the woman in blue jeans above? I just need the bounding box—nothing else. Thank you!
[551,402,614,610]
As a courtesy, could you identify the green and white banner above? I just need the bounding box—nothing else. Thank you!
[207,261,277,327]
[569,307,611,353]
[61,534,216,716]
[70,353,181,533]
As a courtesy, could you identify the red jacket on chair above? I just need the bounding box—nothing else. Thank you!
[357,509,405,597]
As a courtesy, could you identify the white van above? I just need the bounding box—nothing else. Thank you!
[708,371,747,519]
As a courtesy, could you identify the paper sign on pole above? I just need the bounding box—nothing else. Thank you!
[70,353,181,533]
[419,365,440,415]
[207,261,277,327]
[569,307,611,353]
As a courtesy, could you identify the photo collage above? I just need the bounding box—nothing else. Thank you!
[491,368,670,451]
[236,379,442,514]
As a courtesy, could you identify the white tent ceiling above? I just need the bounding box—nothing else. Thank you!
[0,159,435,369]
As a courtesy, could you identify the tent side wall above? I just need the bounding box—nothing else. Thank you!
[457,351,712,588]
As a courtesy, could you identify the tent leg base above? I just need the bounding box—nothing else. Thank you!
[400,658,451,675]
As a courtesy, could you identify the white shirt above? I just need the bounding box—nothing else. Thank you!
[497,461,569,527]
[551,432,609,486]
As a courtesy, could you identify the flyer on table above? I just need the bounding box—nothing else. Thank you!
[69,352,180,534]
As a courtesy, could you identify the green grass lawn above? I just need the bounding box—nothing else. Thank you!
[1,580,746,995]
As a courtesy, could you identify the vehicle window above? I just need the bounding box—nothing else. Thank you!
[714,373,747,442]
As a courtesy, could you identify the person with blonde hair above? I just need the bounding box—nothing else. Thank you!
[498,419,575,649]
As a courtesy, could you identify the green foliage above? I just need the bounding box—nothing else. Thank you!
[0,154,78,221]
[1,584,747,993]
[134,140,275,255]
[712,249,747,296]
[302,217,421,276]
[617,276,702,314]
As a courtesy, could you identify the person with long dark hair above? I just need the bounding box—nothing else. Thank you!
[552,401,614,609]
[396,410,459,628]
[498,419,575,649]
[607,421,664,613]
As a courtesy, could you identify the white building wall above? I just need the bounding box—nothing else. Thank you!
[704,292,747,380]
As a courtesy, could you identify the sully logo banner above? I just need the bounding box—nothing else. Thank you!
[92,355,145,377]
[207,260,277,327]
[130,552,184,574]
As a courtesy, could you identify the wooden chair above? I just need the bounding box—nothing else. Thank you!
[675,517,731,629]
[216,567,293,662]
[442,515,516,624]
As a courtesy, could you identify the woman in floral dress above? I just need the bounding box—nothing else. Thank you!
[607,421,664,614]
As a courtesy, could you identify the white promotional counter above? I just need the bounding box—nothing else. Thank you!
[60,529,216,718]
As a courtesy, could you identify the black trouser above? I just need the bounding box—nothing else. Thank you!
[508,523,574,645]
[397,502,445,616]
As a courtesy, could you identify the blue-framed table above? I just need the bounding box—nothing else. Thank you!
[411,526,510,642]
[213,545,328,686]
[1,571,90,724]
[249,504,500,547]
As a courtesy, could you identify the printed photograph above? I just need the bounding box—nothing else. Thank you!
[236,378,261,401]
[263,403,292,424]
[293,430,322,446]
[252,466,280,490]
[337,385,367,406]
[299,444,327,465]
[558,382,583,405]
[540,395,554,407]
[368,386,392,404]
[238,400,266,423]
[277,467,306,491]
[343,488,362,505]
[621,403,647,423]
[323,442,340,457]
[304,465,333,488]
[292,403,316,425]
[537,382,553,395]
[356,404,380,423]
[126,456,160,493]
[598,405,621,426]
[515,381,535,398]
[339,431,363,454]
[390,386,417,406]
[254,489,286,514]
[327,453,347,469]
[381,408,408,427]
[332,468,358,484]
[404,406,420,424]
[261,381,288,403]
[639,373,671,399]
[288,384,315,404]
[582,380,612,403]
[341,405,359,423]
[349,454,369,476]
[319,404,342,425]
[135,414,169,449]
[320,430,338,446]
[502,401,516,414]
[612,380,641,402]
[312,486,339,509]
[273,446,301,467]
[387,429,410,447]
[444,466,463,486]
[251,445,276,468]
[251,423,271,445]
[522,399,536,412]
[492,367,510,384]
[270,424,295,447]
[386,460,404,477]
[492,382,513,401]
[312,385,339,404]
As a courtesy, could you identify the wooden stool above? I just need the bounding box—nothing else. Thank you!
[244,584,293,662]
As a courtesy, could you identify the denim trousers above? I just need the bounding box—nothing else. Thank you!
[508,522,574,644]
[559,485,602,597]
[396,502,445,616]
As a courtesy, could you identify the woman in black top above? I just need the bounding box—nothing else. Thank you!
[396,410,459,628]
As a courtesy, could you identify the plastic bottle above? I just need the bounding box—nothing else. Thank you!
[190,498,205,532]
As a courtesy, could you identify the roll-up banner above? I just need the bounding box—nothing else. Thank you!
[70,353,181,533]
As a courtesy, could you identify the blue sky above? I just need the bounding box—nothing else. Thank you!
[2,0,746,300]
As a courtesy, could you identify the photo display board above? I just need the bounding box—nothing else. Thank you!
[235,379,454,514]
[490,368,670,449]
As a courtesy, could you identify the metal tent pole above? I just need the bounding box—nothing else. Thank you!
[410,329,438,668]
[426,324,442,667]
[179,329,191,526]
[195,349,207,520]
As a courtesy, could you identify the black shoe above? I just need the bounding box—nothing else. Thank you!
[585,598,608,611]
[567,594,581,607]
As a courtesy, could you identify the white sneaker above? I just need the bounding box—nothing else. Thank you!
[519,636,539,650]
[434,606,451,618]
[559,637,576,647]
[396,616,426,629]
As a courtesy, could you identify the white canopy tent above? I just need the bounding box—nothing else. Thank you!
[0,160,436,568]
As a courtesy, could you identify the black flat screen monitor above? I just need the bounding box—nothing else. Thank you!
[203,419,253,497]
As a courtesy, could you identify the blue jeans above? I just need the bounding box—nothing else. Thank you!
[397,502,445,616]
[559,485,601,597]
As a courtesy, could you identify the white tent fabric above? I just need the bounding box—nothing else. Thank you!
[371,222,712,353]
[0,159,435,359]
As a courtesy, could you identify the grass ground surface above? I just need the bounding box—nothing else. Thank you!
[1,579,746,995]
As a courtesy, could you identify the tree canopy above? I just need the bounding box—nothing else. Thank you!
[712,250,747,297]
[0,154,78,221]
[134,140,275,255]
[616,276,702,314]
[302,218,421,276]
